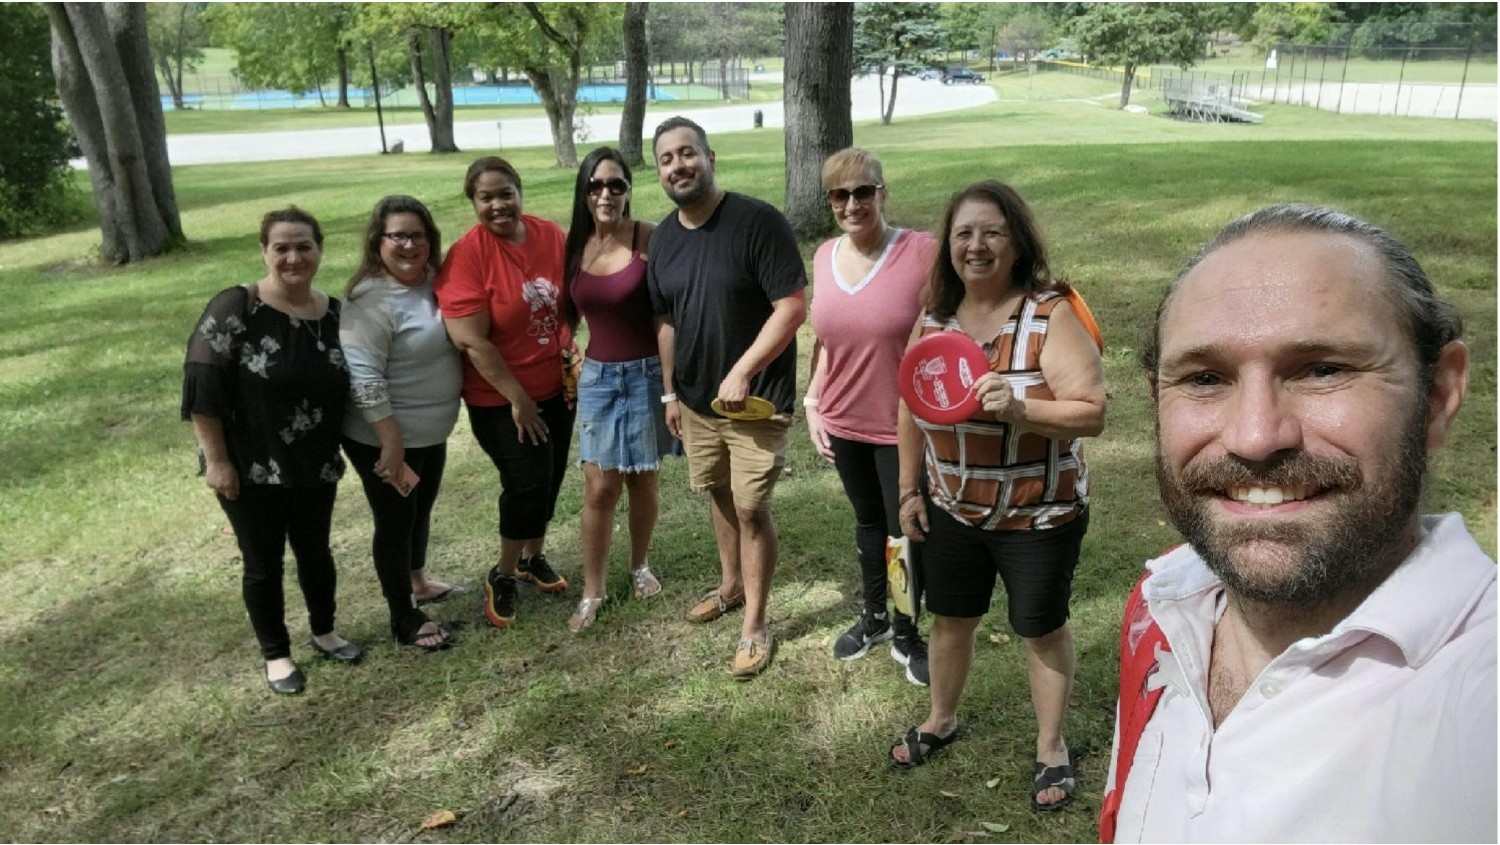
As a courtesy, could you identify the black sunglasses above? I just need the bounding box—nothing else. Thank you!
[381,231,428,245]
[587,177,631,196]
[827,184,882,205]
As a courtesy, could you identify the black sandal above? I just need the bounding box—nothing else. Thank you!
[393,611,454,652]
[1031,757,1077,812]
[888,725,960,769]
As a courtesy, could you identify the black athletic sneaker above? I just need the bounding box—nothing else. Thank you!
[891,634,930,686]
[516,552,568,593]
[484,566,518,629]
[833,613,894,661]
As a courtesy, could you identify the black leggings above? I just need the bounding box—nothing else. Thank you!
[828,433,919,631]
[467,393,576,540]
[217,484,338,660]
[342,437,447,633]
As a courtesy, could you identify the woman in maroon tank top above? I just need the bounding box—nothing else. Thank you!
[561,147,674,631]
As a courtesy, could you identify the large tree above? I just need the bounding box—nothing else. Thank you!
[783,3,852,238]
[472,3,621,169]
[204,4,361,108]
[0,3,77,238]
[45,2,182,264]
[356,4,460,153]
[999,9,1055,72]
[618,2,649,165]
[853,3,944,125]
[1070,2,1211,108]
[146,2,206,111]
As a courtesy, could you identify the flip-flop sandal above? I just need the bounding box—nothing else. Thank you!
[888,725,960,769]
[1031,758,1077,812]
[415,584,464,606]
[394,612,454,653]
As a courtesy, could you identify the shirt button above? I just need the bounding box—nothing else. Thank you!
[1259,679,1284,698]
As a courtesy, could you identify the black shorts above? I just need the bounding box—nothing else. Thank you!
[920,502,1089,637]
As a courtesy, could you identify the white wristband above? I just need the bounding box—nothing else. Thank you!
[802,396,819,408]
[660,393,677,404]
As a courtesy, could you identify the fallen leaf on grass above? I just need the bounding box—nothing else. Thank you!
[675,807,691,818]
[627,763,649,775]
[981,821,1011,833]
[939,790,959,798]
[108,774,129,784]
[619,800,636,813]
[420,809,458,830]
[1157,520,1166,527]
[985,777,1001,789]
[664,739,680,749]
[988,633,1010,645]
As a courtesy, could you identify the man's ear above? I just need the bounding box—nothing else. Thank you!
[1425,341,1469,453]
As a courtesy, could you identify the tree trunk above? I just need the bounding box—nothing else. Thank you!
[1118,63,1135,108]
[717,56,729,99]
[172,4,186,109]
[883,72,899,124]
[618,2,648,165]
[782,2,852,238]
[336,44,350,108]
[428,27,457,152]
[155,51,184,110]
[408,29,444,152]
[47,2,181,263]
[526,67,579,169]
[877,67,888,124]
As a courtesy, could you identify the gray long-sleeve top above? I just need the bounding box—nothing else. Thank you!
[339,275,462,448]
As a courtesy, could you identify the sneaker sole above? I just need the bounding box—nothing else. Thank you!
[835,628,894,662]
[516,572,568,593]
[482,582,515,629]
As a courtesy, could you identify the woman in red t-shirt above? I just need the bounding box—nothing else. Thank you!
[436,156,575,630]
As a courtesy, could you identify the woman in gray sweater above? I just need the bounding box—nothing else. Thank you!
[340,195,463,650]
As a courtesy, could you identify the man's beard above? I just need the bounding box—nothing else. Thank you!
[665,171,713,208]
[1156,400,1428,607]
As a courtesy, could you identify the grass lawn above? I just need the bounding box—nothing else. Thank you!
[1,97,1494,842]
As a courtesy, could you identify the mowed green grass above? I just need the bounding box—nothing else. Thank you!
[0,100,1494,842]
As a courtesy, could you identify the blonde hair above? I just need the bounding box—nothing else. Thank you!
[821,147,885,190]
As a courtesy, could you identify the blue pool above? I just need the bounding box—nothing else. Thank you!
[161,83,676,110]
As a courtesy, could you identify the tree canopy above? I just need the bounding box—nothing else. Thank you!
[0,3,77,239]
[1070,2,1211,108]
[852,3,944,125]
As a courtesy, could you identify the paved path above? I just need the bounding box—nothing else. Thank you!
[162,75,996,166]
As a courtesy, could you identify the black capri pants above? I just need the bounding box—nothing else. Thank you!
[467,392,576,540]
[920,501,1089,638]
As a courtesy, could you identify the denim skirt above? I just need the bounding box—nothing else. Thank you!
[576,355,674,472]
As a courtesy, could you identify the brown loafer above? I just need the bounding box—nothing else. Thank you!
[730,633,774,679]
[686,587,745,623]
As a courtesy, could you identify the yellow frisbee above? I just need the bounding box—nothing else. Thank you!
[710,395,776,420]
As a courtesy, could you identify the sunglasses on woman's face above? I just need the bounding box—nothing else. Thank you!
[587,177,631,196]
[827,184,882,205]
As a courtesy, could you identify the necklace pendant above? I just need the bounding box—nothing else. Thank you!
[316,341,326,351]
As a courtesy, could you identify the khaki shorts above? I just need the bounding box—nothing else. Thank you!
[679,403,792,512]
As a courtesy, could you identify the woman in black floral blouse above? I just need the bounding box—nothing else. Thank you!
[182,207,363,695]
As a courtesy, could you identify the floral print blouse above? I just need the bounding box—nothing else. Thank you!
[181,285,348,488]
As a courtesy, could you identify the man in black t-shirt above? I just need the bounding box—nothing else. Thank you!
[647,116,807,679]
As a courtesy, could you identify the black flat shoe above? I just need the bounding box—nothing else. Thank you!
[266,666,306,695]
[309,638,364,664]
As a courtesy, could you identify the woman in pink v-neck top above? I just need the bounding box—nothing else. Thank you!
[806,148,939,686]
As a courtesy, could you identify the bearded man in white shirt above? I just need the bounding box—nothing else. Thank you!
[1102,204,1496,843]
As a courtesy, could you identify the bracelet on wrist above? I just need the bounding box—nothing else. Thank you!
[660,392,678,404]
[899,490,922,506]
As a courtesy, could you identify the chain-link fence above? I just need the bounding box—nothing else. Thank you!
[1183,22,1495,120]
[160,59,748,111]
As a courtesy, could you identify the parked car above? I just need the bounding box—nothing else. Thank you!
[942,67,984,85]
[918,68,943,81]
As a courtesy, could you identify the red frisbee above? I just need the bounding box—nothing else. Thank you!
[899,331,991,425]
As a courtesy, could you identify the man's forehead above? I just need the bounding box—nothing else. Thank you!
[1164,230,1396,343]
[655,127,703,155]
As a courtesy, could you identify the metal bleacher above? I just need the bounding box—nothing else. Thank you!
[1160,72,1265,124]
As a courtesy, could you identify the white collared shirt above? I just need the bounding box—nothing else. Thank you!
[1106,513,1497,843]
